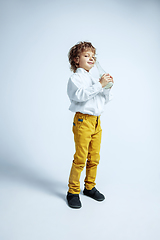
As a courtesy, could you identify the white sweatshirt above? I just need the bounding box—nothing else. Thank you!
[67,68,112,116]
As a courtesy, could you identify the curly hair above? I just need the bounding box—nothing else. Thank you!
[68,41,96,72]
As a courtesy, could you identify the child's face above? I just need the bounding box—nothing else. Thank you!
[75,49,95,72]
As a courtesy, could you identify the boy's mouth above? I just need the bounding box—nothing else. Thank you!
[87,62,94,64]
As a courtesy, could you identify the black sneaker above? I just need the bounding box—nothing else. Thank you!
[66,192,82,209]
[83,187,105,201]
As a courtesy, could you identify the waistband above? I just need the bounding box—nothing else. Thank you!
[75,112,100,120]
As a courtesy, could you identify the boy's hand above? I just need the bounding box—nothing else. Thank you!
[99,74,114,88]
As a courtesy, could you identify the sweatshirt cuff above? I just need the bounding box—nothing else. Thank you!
[103,88,113,101]
[103,88,111,95]
[95,81,102,91]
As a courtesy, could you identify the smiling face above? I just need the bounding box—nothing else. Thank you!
[74,49,95,72]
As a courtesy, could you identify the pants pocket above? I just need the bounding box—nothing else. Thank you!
[72,116,84,133]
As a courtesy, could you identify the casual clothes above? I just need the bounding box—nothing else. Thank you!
[67,68,112,194]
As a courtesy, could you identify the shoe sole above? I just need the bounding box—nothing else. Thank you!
[68,204,82,209]
[83,192,105,201]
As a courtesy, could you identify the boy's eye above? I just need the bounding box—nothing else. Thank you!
[84,55,95,59]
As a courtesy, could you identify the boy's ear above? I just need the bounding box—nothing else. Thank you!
[74,57,79,64]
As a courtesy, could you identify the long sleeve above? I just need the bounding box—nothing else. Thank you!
[67,75,102,103]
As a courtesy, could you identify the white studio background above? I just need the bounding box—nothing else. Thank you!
[0,0,160,240]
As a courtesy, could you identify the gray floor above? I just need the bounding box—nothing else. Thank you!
[1,159,160,240]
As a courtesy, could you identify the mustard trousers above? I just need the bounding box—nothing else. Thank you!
[68,112,102,194]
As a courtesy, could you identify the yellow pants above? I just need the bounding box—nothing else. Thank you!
[68,112,102,194]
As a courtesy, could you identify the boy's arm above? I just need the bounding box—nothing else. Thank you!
[100,73,114,104]
[67,75,102,102]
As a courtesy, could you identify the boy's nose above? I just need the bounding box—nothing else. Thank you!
[89,57,94,61]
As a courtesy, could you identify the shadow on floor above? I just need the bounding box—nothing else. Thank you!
[0,158,67,201]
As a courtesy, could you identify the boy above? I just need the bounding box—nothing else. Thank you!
[66,41,113,209]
